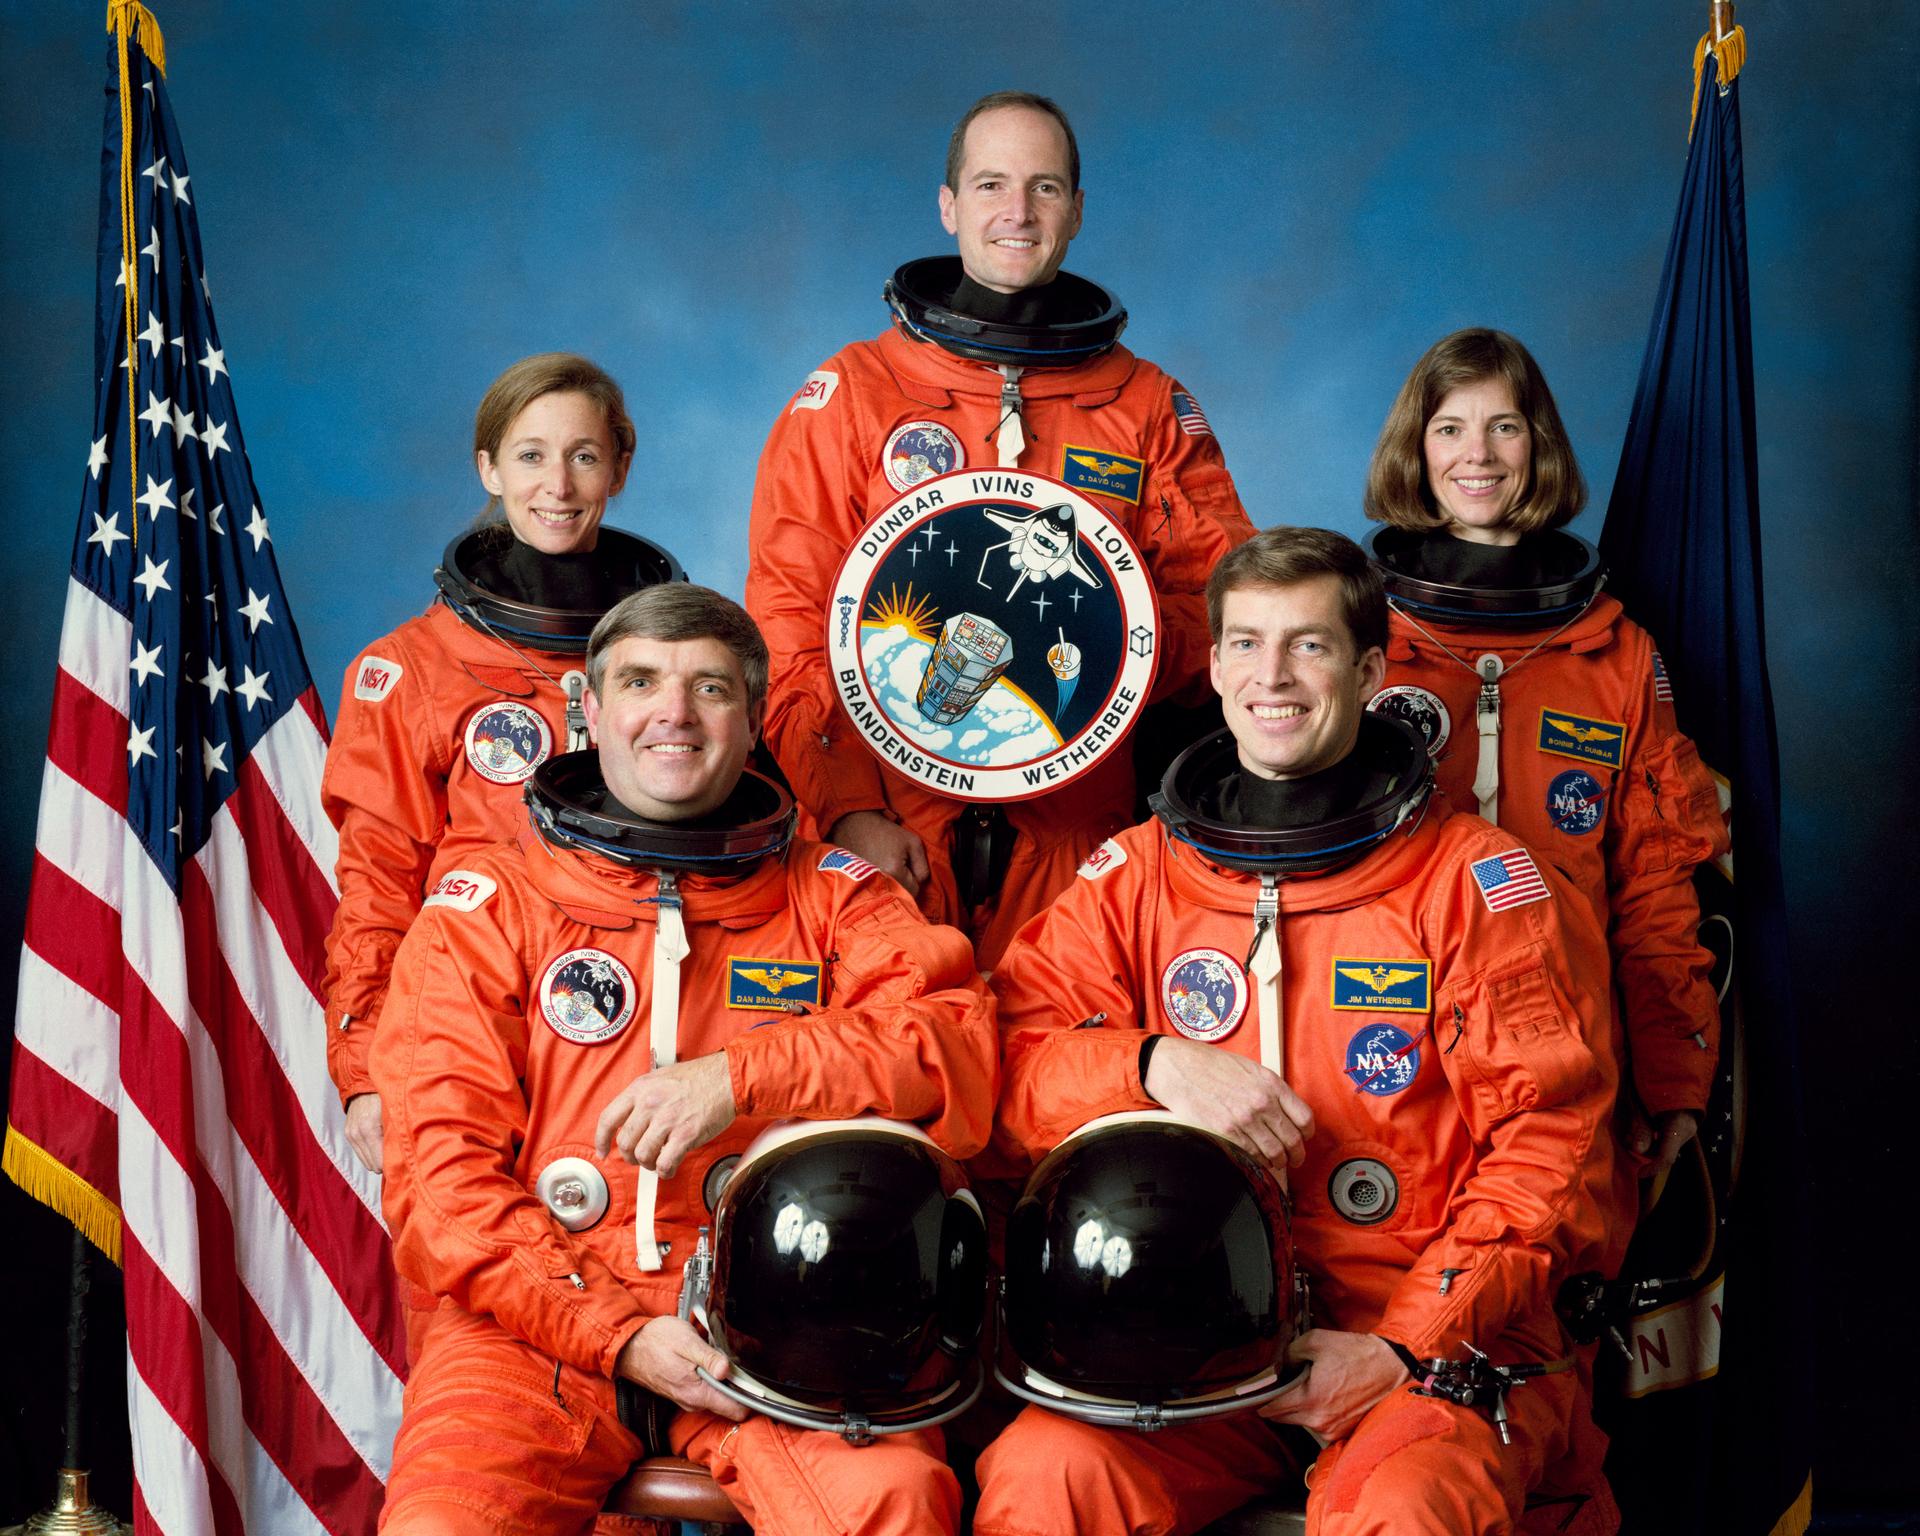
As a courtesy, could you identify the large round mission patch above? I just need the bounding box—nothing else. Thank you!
[827,469,1159,802]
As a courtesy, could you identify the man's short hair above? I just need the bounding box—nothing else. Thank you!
[944,91,1080,192]
[586,585,770,714]
[1363,327,1588,535]
[1205,527,1388,657]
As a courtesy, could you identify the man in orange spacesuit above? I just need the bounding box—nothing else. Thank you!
[745,90,1254,966]
[370,584,997,1535]
[973,528,1621,1536]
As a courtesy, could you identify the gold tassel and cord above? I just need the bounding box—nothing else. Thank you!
[1689,23,1747,139]
[105,3,166,554]
[3,1127,124,1267]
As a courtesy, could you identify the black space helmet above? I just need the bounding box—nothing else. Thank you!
[997,1112,1300,1430]
[679,1119,988,1444]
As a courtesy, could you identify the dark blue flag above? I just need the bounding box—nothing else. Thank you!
[1598,28,1812,1536]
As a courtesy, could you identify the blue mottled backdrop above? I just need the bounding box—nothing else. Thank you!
[2,0,1915,1523]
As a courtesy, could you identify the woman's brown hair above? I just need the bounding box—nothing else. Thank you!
[1363,328,1587,534]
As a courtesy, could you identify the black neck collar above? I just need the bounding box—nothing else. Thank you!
[1365,526,1605,631]
[434,526,686,655]
[883,256,1127,367]
[527,754,795,875]
[1152,715,1431,877]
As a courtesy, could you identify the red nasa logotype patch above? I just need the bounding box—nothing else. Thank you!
[1077,838,1127,880]
[790,370,839,413]
[422,869,496,911]
[538,948,637,1045]
[353,653,403,702]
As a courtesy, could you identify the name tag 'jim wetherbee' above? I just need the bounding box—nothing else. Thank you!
[826,470,1159,803]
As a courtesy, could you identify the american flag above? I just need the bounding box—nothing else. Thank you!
[1172,390,1213,438]
[1469,849,1551,912]
[1652,650,1675,702]
[818,847,880,881]
[3,21,403,1535]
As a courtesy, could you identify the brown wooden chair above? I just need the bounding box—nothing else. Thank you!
[603,1455,748,1532]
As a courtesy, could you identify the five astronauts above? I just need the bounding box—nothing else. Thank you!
[322,90,1726,1536]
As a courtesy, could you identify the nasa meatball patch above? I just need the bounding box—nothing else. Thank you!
[1160,948,1248,1042]
[1343,1023,1423,1096]
[1367,685,1451,757]
[1546,768,1607,836]
[422,869,496,911]
[883,420,965,492]
[463,701,553,785]
[1059,445,1144,504]
[538,949,637,1045]
[352,654,403,703]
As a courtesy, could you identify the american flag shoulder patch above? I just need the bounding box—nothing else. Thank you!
[1470,849,1551,912]
[1652,651,1675,703]
[819,847,878,881]
[1172,391,1213,438]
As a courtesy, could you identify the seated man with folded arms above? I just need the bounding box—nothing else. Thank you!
[372,585,998,1536]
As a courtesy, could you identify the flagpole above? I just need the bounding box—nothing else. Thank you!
[0,1231,130,1536]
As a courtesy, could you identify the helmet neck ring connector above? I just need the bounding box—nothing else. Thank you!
[883,256,1126,368]
[526,755,794,875]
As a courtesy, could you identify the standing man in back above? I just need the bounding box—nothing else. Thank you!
[747,91,1254,966]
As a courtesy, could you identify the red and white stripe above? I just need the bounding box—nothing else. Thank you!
[11,578,404,1536]
[1173,392,1214,437]
[1470,848,1551,912]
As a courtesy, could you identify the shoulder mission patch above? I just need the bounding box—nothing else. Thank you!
[423,869,496,911]
[353,653,403,702]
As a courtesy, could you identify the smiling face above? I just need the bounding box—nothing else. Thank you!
[1209,578,1386,781]
[475,389,631,556]
[1421,376,1533,546]
[938,106,1084,294]
[583,634,759,821]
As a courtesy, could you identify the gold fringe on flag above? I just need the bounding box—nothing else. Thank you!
[1689,23,1747,141]
[3,1125,125,1266]
[105,2,166,553]
[1767,1474,1813,1536]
